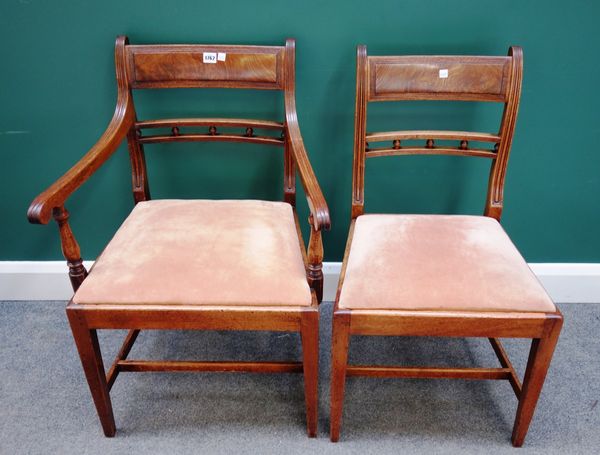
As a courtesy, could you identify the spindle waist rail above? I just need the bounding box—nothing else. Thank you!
[365,130,501,158]
[135,118,286,146]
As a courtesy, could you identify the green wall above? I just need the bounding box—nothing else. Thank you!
[2,0,599,262]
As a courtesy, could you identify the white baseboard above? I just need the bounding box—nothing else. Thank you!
[526,263,600,305]
[0,261,94,301]
[1,261,599,304]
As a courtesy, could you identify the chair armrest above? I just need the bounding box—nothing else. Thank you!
[27,95,135,224]
[284,98,331,233]
[285,117,331,231]
[283,39,330,232]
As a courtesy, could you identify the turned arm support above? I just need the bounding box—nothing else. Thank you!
[52,206,88,291]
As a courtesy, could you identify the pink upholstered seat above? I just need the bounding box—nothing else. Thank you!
[73,200,312,306]
[338,214,555,313]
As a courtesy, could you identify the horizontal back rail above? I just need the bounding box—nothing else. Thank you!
[135,117,285,146]
[368,55,511,102]
[138,133,284,146]
[366,130,500,143]
[126,44,285,90]
[136,118,284,130]
[365,130,500,159]
[365,146,496,159]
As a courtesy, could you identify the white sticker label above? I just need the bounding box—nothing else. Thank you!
[217,52,226,62]
[439,69,449,78]
[203,52,217,64]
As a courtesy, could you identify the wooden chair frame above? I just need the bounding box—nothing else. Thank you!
[27,37,330,437]
[330,45,563,446]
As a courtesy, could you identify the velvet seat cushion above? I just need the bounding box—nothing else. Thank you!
[73,200,312,306]
[338,214,556,313]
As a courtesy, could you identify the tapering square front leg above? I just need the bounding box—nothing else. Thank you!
[330,311,351,442]
[301,309,319,437]
[66,308,116,437]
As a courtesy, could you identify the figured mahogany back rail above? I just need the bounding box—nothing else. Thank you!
[352,46,523,220]
[27,37,330,299]
[127,44,284,89]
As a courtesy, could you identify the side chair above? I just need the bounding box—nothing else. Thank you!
[330,45,562,446]
[27,36,330,437]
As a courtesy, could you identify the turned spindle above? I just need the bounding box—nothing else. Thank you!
[52,206,88,291]
[307,215,324,303]
[209,126,217,135]
[172,126,179,136]
[460,140,468,150]
[245,127,254,137]
[426,139,434,148]
[393,139,401,149]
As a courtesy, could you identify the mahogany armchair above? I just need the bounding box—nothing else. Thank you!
[330,46,562,446]
[27,37,330,437]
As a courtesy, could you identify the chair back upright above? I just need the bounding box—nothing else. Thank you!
[351,45,523,220]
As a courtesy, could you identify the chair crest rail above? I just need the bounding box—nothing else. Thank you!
[126,44,285,90]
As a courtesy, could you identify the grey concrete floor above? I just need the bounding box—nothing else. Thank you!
[0,301,598,454]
